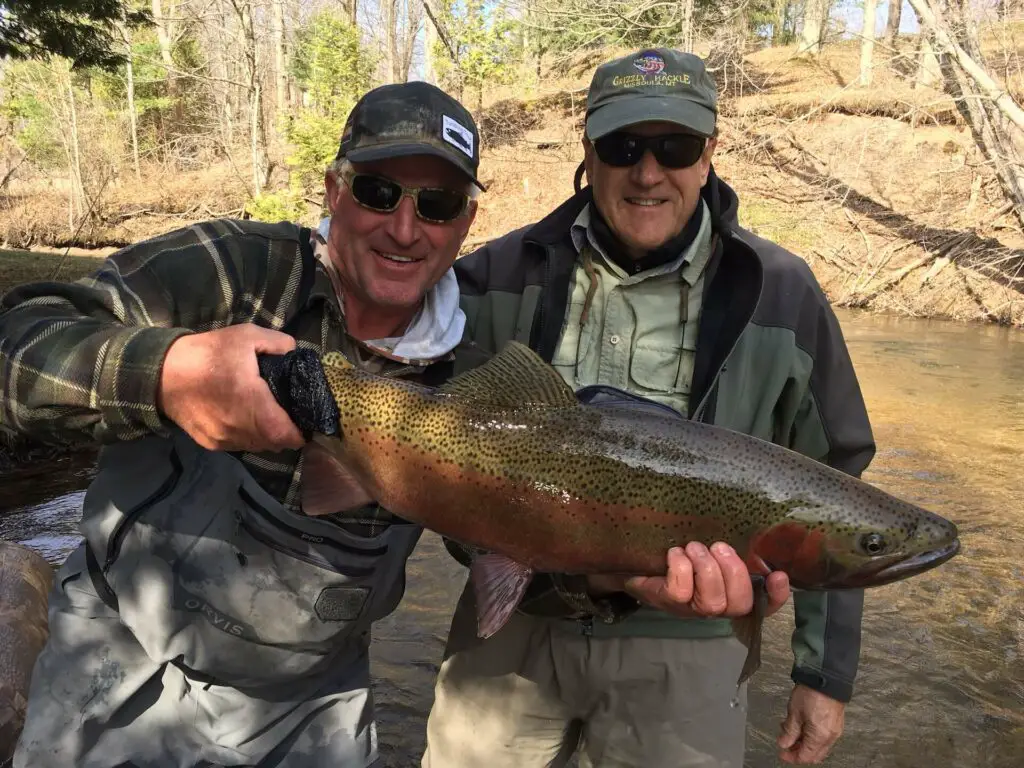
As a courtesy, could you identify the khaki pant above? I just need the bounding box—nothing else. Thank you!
[422,585,749,768]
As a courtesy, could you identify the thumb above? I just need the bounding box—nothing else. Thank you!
[250,327,298,356]
[765,571,791,617]
[777,708,803,750]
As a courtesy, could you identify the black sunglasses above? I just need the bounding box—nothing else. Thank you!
[340,171,470,223]
[593,131,707,169]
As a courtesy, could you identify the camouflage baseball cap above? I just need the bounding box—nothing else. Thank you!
[337,81,485,190]
[585,48,718,140]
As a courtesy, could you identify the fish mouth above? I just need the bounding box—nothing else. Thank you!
[848,537,961,588]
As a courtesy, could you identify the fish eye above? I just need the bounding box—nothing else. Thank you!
[859,532,888,556]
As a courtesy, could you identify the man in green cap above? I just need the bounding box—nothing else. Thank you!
[422,47,875,767]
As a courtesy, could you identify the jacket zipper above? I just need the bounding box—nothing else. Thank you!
[104,450,184,569]
[692,234,761,423]
[691,333,743,423]
[234,511,375,577]
[533,246,554,352]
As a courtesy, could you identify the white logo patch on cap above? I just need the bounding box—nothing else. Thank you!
[442,115,474,158]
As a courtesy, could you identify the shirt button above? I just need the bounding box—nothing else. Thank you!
[609,334,620,345]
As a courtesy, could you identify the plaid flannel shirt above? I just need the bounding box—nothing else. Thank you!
[0,218,447,534]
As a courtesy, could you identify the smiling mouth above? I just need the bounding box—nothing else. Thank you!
[625,197,665,207]
[374,249,420,264]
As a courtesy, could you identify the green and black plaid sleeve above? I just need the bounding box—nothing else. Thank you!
[0,219,309,447]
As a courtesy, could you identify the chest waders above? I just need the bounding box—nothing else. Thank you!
[14,429,422,768]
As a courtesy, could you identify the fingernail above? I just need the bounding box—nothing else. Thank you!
[712,542,735,557]
[687,542,708,557]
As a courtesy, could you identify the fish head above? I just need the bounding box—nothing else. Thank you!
[747,497,961,591]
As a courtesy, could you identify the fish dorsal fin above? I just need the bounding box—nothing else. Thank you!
[438,341,578,408]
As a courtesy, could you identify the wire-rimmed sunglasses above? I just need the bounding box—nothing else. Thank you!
[339,169,471,224]
[593,131,707,169]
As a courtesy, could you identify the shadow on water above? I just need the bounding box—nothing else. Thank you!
[1,308,1022,767]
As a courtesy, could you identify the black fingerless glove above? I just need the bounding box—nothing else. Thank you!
[257,349,341,439]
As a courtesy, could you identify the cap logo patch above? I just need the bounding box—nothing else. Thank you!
[442,115,474,158]
[633,52,665,75]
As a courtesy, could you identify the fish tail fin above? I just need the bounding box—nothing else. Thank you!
[731,575,768,687]
[470,554,534,639]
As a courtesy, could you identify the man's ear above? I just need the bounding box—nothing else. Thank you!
[582,137,596,188]
[324,172,341,214]
[700,137,718,186]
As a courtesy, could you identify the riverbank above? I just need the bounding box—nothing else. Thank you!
[2,37,1024,468]
[3,42,1022,326]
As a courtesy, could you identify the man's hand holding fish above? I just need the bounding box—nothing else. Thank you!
[590,542,791,619]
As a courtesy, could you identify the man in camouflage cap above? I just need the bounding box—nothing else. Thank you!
[423,47,872,768]
[2,80,488,767]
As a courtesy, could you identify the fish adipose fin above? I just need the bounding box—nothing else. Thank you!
[470,553,535,638]
[732,575,768,687]
[438,341,578,408]
[301,438,375,516]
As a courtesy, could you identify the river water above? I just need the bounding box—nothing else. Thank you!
[1,308,1022,767]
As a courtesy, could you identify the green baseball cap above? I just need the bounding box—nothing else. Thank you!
[337,81,485,191]
[585,48,718,140]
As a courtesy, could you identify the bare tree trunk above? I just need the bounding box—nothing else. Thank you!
[272,0,287,122]
[401,0,421,82]
[207,1,235,148]
[859,0,878,85]
[680,0,694,53]
[907,0,1024,132]
[126,46,141,180]
[348,0,358,25]
[907,0,1024,228]
[885,0,902,45]
[916,31,940,88]
[424,8,439,84]
[232,0,268,194]
[800,0,829,55]
[772,0,788,44]
[151,1,179,117]
[117,22,142,180]
[382,0,397,84]
[66,75,85,220]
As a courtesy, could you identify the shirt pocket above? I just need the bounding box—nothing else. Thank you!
[629,339,687,396]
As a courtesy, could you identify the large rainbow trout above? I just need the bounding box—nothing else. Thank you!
[292,341,960,683]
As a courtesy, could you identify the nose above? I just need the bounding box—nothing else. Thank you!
[388,196,420,248]
[629,149,665,187]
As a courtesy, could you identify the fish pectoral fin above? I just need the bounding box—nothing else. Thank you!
[437,341,578,408]
[731,576,768,687]
[300,438,374,516]
[470,554,535,639]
